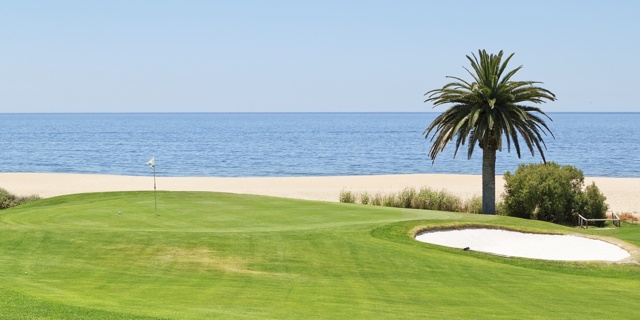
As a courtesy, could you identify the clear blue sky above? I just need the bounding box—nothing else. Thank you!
[1,0,638,113]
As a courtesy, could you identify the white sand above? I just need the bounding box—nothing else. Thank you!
[1,173,639,213]
[415,228,631,261]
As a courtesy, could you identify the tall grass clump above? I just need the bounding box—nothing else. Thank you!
[0,187,41,210]
[398,187,416,208]
[411,187,461,212]
[462,196,483,214]
[339,190,356,203]
[359,192,371,205]
[339,186,490,214]
[382,193,396,207]
[371,193,383,206]
[616,212,638,223]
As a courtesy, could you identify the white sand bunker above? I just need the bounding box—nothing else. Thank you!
[416,228,630,261]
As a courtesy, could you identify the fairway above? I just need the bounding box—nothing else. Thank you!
[1,191,639,319]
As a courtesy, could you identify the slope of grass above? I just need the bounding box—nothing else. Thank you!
[0,191,638,319]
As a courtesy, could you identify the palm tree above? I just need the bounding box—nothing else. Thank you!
[424,50,556,214]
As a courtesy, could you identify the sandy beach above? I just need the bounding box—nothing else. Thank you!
[1,172,639,214]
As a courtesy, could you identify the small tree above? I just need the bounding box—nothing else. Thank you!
[502,163,607,225]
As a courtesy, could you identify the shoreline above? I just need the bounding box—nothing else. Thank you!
[1,172,638,213]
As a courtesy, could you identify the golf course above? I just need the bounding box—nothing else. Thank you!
[1,190,639,319]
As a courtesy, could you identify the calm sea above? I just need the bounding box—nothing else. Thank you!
[0,113,638,178]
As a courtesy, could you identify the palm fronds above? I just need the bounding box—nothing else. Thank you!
[424,49,556,161]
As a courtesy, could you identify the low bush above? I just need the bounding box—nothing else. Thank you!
[502,162,608,226]
[0,188,41,210]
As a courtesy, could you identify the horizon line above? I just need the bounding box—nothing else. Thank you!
[2,111,639,115]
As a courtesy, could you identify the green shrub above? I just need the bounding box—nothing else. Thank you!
[0,188,41,210]
[495,201,507,216]
[0,188,13,210]
[502,162,608,226]
[579,182,608,227]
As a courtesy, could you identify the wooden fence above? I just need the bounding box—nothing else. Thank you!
[577,212,621,228]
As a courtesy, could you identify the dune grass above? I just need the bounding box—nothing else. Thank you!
[1,191,639,319]
[340,187,485,214]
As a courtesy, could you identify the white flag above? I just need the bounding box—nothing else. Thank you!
[147,157,155,169]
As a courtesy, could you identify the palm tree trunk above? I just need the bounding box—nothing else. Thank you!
[482,148,496,214]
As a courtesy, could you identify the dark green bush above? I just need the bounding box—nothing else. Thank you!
[495,201,507,216]
[579,182,608,227]
[502,162,608,226]
[0,188,41,210]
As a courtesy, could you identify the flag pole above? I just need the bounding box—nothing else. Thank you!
[147,156,157,215]
[153,164,157,214]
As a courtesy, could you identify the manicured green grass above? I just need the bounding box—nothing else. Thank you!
[1,191,639,319]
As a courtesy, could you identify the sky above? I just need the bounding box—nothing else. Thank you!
[1,0,639,113]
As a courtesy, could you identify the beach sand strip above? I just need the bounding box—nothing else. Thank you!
[1,173,638,214]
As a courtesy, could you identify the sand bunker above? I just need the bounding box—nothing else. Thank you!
[415,228,630,261]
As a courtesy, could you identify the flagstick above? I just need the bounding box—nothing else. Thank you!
[148,156,158,216]
[153,165,157,215]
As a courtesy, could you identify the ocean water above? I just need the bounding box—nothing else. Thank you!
[0,113,638,178]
